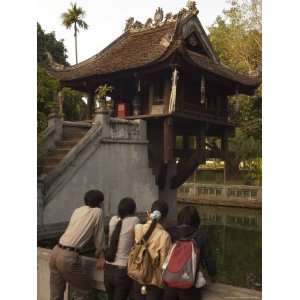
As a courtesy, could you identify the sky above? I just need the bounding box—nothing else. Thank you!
[37,0,229,65]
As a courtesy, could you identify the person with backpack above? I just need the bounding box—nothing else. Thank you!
[104,197,140,300]
[163,206,217,300]
[128,200,172,300]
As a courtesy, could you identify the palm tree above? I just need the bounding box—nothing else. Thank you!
[61,3,88,64]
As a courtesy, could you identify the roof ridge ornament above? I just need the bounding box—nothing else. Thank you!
[125,17,135,32]
[123,4,197,33]
[186,0,198,14]
[154,7,164,25]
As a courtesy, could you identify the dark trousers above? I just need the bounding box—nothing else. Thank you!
[104,263,133,300]
[163,286,202,300]
[131,281,164,300]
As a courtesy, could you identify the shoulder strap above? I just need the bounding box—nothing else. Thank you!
[141,221,157,243]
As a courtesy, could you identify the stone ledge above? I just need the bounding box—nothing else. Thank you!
[110,117,140,125]
[63,121,92,128]
[101,138,149,144]
[177,197,262,209]
[38,247,261,300]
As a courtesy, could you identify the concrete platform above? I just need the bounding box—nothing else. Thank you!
[38,248,261,300]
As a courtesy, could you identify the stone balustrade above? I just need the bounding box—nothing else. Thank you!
[178,183,262,202]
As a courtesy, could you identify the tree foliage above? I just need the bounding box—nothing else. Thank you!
[37,22,68,66]
[37,23,87,136]
[37,66,59,133]
[208,0,262,182]
[209,0,261,73]
[63,88,87,121]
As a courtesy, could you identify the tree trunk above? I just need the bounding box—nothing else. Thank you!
[74,22,78,64]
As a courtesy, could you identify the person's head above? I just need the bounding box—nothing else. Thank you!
[84,190,104,208]
[118,197,136,218]
[177,206,200,228]
[151,200,169,221]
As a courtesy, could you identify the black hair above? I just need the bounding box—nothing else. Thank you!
[151,200,169,220]
[143,200,169,241]
[105,197,136,262]
[177,206,201,228]
[118,197,136,218]
[84,190,104,208]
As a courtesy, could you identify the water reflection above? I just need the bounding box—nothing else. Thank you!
[178,203,262,290]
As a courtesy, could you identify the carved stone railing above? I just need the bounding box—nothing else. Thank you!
[109,117,146,140]
[178,183,262,202]
[40,113,63,152]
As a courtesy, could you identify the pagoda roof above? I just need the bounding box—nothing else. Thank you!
[185,50,261,88]
[48,5,261,92]
[49,21,178,82]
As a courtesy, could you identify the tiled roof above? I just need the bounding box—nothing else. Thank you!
[186,50,261,88]
[48,11,260,91]
[49,22,178,81]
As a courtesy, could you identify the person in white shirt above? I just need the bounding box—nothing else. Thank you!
[49,190,105,300]
[104,197,140,300]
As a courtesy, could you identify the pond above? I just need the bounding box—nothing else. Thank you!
[177,203,262,290]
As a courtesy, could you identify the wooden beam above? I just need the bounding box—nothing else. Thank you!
[171,126,206,189]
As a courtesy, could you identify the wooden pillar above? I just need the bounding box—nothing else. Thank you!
[163,117,174,163]
[221,130,229,161]
[197,126,206,164]
[159,160,177,226]
[87,92,95,120]
[57,89,64,118]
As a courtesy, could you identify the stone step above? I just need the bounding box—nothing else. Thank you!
[56,139,79,148]
[46,151,66,160]
[42,157,63,165]
[63,132,85,137]
[63,132,86,140]
[53,148,72,156]
[39,165,56,174]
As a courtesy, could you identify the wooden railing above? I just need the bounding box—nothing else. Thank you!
[178,183,262,202]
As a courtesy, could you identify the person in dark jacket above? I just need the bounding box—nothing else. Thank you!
[164,206,217,300]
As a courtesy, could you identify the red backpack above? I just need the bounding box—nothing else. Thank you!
[162,239,199,289]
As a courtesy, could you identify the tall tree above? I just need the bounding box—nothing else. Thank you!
[37,23,87,135]
[37,22,68,66]
[208,0,262,182]
[61,2,88,64]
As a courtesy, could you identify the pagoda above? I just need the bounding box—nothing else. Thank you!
[47,1,261,215]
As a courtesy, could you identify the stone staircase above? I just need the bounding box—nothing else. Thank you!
[38,126,88,175]
[38,115,158,227]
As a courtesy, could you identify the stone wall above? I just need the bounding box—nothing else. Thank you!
[41,115,158,226]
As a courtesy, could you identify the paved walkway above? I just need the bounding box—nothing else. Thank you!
[203,282,261,300]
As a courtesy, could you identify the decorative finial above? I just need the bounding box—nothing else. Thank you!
[164,12,173,23]
[154,7,164,25]
[186,0,198,14]
[124,17,134,32]
[144,18,153,29]
[132,21,143,31]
